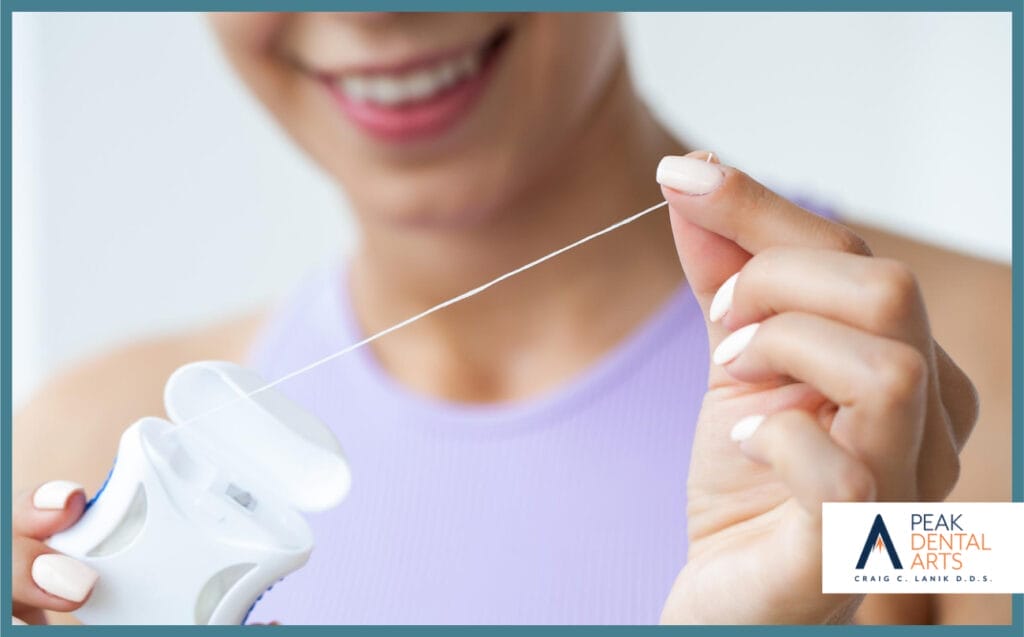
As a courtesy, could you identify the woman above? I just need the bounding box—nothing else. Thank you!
[12,13,1011,624]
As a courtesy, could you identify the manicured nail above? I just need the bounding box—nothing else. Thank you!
[656,155,724,195]
[730,414,766,442]
[31,554,98,603]
[12,616,28,625]
[709,272,739,322]
[33,480,84,510]
[712,323,760,366]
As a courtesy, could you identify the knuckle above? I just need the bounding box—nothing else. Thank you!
[746,245,788,271]
[767,413,803,440]
[863,260,920,329]
[869,344,928,407]
[740,247,785,287]
[833,462,877,503]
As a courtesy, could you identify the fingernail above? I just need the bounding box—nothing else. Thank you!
[709,272,739,322]
[12,616,28,625]
[712,323,760,366]
[730,414,766,442]
[31,554,98,603]
[33,480,84,510]
[656,155,724,195]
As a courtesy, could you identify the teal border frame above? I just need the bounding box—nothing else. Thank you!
[1,4,1021,634]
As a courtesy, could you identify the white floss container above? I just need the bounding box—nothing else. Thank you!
[48,361,352,625]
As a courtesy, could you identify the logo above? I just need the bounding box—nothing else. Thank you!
[855,514,903,569]
[823,503,1022,594]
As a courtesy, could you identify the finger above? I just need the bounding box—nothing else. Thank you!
[715,248,930,348]
[715,251,964,500]
[661,151,751,388]
[715,312,928,495]
[716,313,928,425]
[730,409,877,516]
[662,151,751,303]
[13,481,87,540]
[935,342,979,451]
[13,536,98,614]
[658,154,871,270]
[657,152,870,391]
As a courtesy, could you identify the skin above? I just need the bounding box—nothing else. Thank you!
[12,13,1011,625]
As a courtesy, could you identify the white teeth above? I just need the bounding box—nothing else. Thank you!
[335,45,487,107]
[435,60,459,86]
[369,77,404,105]
[406,70,437,99]
[341,76,369,102]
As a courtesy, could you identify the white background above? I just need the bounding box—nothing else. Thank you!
[12,12,1013,406]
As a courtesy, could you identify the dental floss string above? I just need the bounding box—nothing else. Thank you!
[189,148,717,423]
[185,198,670,424]
[183,198,670,424]
[264,199,670,386]
[195,152,720,424]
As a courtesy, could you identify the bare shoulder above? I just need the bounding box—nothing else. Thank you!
[850,223,1012,625]
[13,312,268,495]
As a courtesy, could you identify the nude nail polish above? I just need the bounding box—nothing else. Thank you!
[33,480,84,510]
[656,155,725,195]
[709,272,739,322]
[31,554,98,603]
[730,414,766,442]
[712,323,760,366]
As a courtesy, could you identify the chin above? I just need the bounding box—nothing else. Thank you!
[361,178,512,230]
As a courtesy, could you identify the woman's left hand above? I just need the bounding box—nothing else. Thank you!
[656,151,979,624]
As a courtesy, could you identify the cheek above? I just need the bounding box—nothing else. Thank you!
[550,16,620,81]
[534,14,622,126]
[208,14,299,114]
[477,15,623,187]
[500,15,622,152]
[208,13,286,54]
[393,14,624,223]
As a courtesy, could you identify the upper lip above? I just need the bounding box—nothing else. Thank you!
[314,28,504,80]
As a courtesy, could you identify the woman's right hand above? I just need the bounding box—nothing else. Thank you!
[13,480,98,625]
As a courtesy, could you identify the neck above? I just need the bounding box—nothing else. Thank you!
[347,61,687,402]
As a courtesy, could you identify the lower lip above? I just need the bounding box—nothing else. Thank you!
[326,42,504,143]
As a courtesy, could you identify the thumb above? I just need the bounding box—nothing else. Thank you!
[658,151,748,308]
[658,151,750,376]
[14,481,88,540]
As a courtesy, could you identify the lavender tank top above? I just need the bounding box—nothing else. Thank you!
[243,199,830,625]
[243,267,703,625]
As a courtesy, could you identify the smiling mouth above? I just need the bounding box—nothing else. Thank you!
[322,25,512,142]
[333,27,510,107]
